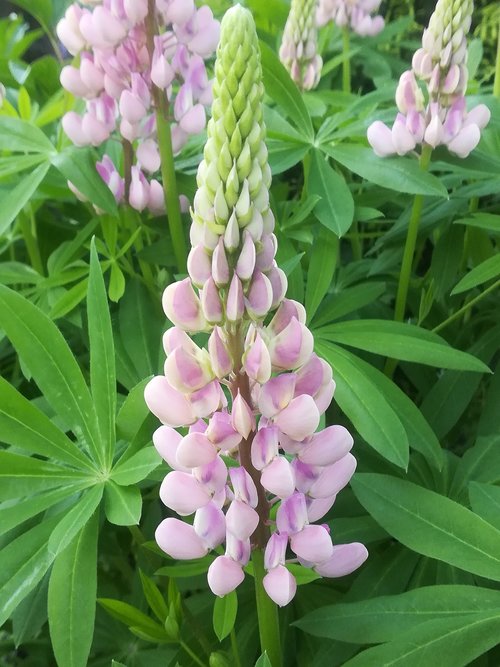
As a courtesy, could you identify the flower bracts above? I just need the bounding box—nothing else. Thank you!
[145,5,367,607]
[367,0,490,158]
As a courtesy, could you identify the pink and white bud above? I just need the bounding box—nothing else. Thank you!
[153,425,190,473]
[144,375,196,428]
[194,455,228,494]
[246,271,273,320]
[314,543,369,577]
[189,379,223,419]
[225,500,259,540]
[251,425,280,470]
[176,432,218,468]
[258,373,296,419]
[367,121,395,157]
[156,518,208,559]
[194,501,226,549]
[261,456,296,499]
[60,66,89,98]
[308,453,357,499]
[212,238,230,286]
[290,524,333,564]
[207,556,245,597]
[164,346,212,393]
[263,566,297,607]
[447,124,480,158]
[162,278,207,332]
[129,166,150,212]
[229,467,258,508]
[269,317,314,370]
[208,327,232,378]
[276,492,308,534]
[264,532,288,570]
[206,411,241,452]
[236,232,256,281]
[200,278,223,324]
[275,394,320,441]
[269,299,306,335]
[226,274,245,323]
[231,392,256,439]
[187,245,212,287]
[243,331,272,383]
[307,494,337,522]
[136,139,161,173]
[62,112,88,146]
[160,471,211,515]
[299,426,354,467]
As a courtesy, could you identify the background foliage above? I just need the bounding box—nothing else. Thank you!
[0,0,499,665]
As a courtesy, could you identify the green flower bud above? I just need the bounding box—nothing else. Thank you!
[279,0,322,91]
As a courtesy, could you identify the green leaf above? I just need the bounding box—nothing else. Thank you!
[316,342,409,468]
[0,261,41,285]
[49,278,89,320]
[48,485,103,557]
[0,286,102,465]
[259,40,313,140]
[286,564,320,585]
[0,162,50,236]
[255,653,273,667]
[48,511,99,667]
[309,149,354,237]
[0,451,87,501]
[295,585,500,643]
[451,254,500,295]
[268,140,310,174]
[327,144,449,197]
[0,376,94,470]
[311,282,386,327]
[12,573,49,648]
[139,570,168,623]
[305,228,337,322]
[342,613,500,667]
[88,241,116,466]
[0,116,54,153]
[0,516,59,626]
[213,590,238,641]
[98,598,168,640]
[104,481,142,526]
[51,147,117,215]
[315,319,489,372]
[469,482,500,531]
[111,448,160,486]
[352,473,500,581]
[0,484,91,538]
[0,153,47,178]
[155,556,216,578]
[116,378,150,443]
[454,213,500,233]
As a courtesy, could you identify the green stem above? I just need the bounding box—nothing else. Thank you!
[385,144,433,377]
[252,549,282,667]
[432,279,500,334]
[230,628,242,667]
[494,29,500,99]
[179,640,207,667]
[19,209,44,275]
[350,218,362,261]
[145,0,187,274]
[342,28,351,94]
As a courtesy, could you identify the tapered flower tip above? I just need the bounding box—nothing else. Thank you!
[207,556,245,597]
[144,375,196,428]
[314,543,368,577]
[194,501,226,549]
[309,453,357,499]
[269,299,306,335]
[367,121,395,157]
[162,278,207,332]
[156,518,208,560]
[206,411,242,451]
[264,532,288,569]
[263,565,297,607]
[243,332,272,384]
[299,425,354,467]
[275,394,320,441]
[290,524,333,564]
[229,466,258,507]
[225,500,259,540]
[251,425,280,470]
[160,471,211,515]
[276,492,308,534]
[153,425,190,472]
[231,392,256,439]
[261,455,296,499]
[219,3,255,37]
[176,432,218,468]
[269,317,314,371]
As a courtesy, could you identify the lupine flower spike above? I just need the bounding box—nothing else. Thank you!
[367,0,490,158]
[145,4,367,607]
[57,0,220,212]
[317,0,384,37]
[280,0,323,91]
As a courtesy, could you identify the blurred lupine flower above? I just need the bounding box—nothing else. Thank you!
[0,83,5,107]
[317,0,384,37]
[279,0,322,91]
[57,0,220,213]
[367,0,490,158]
[145,5,367,607]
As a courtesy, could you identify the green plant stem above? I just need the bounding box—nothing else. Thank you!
[19,209,44,275]
[145,0,186,273]
[342,28,351,94]
[350,218,362,260]
[252,549,282,667]
[494,29,500,99]
[432,278,500,334]
[179,640,207,667]
[230,628,242,667]
[384,144,433,377]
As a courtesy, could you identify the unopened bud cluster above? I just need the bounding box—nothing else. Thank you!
[368,0,490,158]
[317,0,384,37]
[279,0,322,91]
[57,0,219,212]
[145,5,367,607]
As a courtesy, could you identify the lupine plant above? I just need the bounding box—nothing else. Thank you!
[1,0,500,666]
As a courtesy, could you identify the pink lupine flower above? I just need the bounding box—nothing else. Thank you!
[145,5,367,607]
[317,0,384,37]
[57,0,220,213]
[367,0,490,159]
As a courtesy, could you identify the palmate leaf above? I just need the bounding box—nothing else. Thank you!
[48,511,99,667]
[308,149,354,237]
[352,474,500,581]
[48,485,104,557]
[0,285,103,465]
[295,585,500,643]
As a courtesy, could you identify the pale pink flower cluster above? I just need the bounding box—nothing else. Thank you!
[57,0,219,212]
[367,0,490,159]
[317,0,384,36]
